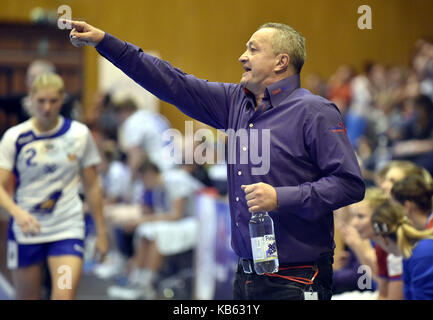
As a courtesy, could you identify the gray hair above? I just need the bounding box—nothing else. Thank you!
[258,22,306,73]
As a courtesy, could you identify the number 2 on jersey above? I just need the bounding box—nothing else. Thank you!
[25,148,37,167]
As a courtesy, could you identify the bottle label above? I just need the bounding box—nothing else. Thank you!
[251,234,278,262]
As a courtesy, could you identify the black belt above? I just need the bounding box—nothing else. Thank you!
[238,254,332,275]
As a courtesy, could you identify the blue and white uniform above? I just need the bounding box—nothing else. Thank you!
[0,117,100,268]
[136,169,203,255]
[403,239,433,300]
[119,109,172,172]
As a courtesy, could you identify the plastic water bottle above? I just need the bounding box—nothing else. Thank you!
[249,211,279,274]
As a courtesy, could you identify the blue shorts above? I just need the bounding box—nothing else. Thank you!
[7,221,84,270]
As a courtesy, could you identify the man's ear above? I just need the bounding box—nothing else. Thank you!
[274,53,290,73]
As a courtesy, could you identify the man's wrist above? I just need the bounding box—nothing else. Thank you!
[94,30,106,47]
[95,32,127,61]
[274,185,301,212]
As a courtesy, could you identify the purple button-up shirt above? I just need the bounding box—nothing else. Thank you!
[96,33,365,264]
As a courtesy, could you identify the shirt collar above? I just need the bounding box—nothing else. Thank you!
[243,73,301,109]
[265,73,301,107]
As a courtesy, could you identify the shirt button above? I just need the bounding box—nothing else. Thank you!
[249,123,254,128]
[236,222,240,227]
[242,146,247,151]
[235,197,239,202]
[237,170,242,176]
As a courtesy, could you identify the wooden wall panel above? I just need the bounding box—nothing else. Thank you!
[1,0,432,132]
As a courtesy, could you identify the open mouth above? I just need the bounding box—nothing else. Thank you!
[242,67,251,77]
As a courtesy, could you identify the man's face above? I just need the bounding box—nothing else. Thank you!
[238,28,278,95]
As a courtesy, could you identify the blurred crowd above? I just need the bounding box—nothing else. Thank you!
[1,37,433,300]
[305,38,433,180]
[307,38,433,300]
[0,59,228,300]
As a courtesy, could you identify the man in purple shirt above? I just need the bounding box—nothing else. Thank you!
[67,20,365,300]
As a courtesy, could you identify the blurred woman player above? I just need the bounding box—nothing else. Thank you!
[372,200,433,299]
[0,73,108,299]
[391,174,433,230]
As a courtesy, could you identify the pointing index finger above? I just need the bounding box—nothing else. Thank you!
[61,19,87,32]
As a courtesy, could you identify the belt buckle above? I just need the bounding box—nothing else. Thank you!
[241,258,253,274]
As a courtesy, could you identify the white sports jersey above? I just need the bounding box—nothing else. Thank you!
[0,117,101,244]
[119,109,173,171]
[162,169,203,216]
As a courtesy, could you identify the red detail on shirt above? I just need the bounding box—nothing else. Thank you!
[331,122,347,135]
[272,88,282,95]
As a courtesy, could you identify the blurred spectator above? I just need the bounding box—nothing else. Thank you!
[332,247,366,295]
[371,161,432,299]
[98,139,131,204]
[373,160,432,299]
[85,91,118,142]
[412,39,433,101]
[376,160,432,196]
[92,96,174,280]
[391,95,433,175]
[181,123,215,189]
[0,60,81,137]
[391,175,433,230]
[327,64,354,116]
[334,188,387,290]
[349,61,374,113]
[304,73,328,97]
[22,60,81,120]
[180,121,228,197]
[309,39,433,180]
[208,162,229,197]
[182,162,213,190]
[115,98,173,195]
[89,139,132,281]
[335,163,419,301]
[338,62,376,150]
[107,160,203,299]
[372,199,433,299]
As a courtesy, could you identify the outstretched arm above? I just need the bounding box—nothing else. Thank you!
[64,19,235,130]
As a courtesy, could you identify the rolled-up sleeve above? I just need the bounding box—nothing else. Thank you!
[275,101,365,221]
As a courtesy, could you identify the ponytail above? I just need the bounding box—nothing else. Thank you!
[372,200,433,258]
[396,220,433,258]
